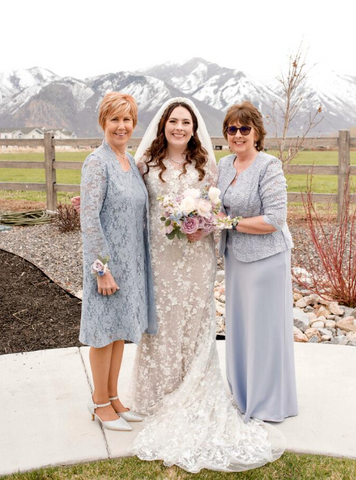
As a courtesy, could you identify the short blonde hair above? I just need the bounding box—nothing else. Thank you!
[98,92,138,130]
[223,101,267,152]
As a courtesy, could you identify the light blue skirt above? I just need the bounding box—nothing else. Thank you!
[224,247,298,423]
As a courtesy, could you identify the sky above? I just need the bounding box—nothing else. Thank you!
[1,0,355,81]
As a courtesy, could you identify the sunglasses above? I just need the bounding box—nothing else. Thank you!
[226,126,252,136]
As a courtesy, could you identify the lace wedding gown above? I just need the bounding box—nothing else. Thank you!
[129,160,285,473]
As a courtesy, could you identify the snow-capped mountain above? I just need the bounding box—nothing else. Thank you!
[140,58,281,112]
[0,59,355,136]
[0,67,59,106]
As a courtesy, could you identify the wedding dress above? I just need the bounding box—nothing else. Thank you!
[129,157,285,473]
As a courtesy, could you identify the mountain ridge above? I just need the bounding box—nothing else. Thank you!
[0,59,355,137]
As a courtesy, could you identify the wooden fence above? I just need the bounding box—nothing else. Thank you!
[0,131,355,221]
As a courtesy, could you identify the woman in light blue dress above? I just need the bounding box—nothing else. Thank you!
[79,92,157,431]
[218,101,298,423]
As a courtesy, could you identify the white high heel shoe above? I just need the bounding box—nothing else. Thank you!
[109,396,144,422]
[87,397,132,431]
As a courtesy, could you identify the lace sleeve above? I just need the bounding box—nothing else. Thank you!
[137,156,149,177]
[259,157,287,231]
[80,154,110,264]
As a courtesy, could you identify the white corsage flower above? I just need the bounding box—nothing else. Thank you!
[180,196,196,215]
[208,187,221,205]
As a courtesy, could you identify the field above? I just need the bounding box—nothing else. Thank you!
[0,149,355,204]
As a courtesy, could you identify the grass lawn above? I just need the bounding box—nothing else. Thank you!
[0,150,355,204]
[1,453,356,480]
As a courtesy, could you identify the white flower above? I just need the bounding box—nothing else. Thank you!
[208,187,221,205]
[92,260,104,272]
[183,188,200,199]
[196,198,212,218]
[180,196,196,214]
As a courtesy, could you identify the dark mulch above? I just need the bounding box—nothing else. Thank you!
[0,249,82,355]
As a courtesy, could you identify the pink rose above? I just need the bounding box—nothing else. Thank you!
[181,217,199,234]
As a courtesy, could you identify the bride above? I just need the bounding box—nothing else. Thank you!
[128,97,285,473]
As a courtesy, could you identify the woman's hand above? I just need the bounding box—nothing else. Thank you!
[186,229,206,242]
[71,196,81,213]
[97,271,119,296]
[217,212,227,219]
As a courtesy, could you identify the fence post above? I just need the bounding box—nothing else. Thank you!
[337,130,350,223]
[44,132,56,210]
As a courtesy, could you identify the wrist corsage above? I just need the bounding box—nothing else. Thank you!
[231,216,242,231]
[91,255,110,277]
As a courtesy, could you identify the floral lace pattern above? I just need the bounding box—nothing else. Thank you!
[218,153,294,262]
[80,143,157,348]
[128,160,285,472]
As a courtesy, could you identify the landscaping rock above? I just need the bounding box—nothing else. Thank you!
[308,335,320,343]
[317,306,331,318]
[216,270,225,282]
[325,320,336,329]
[331,336,349,345]
[307,312,317,322]
[305,328,321,340]
[296,298,307,308]
[293,292,303,301]
[294,332,308,342]
[317,328,333,340]
[336,317,356,332]
[342,307,355,318]
[310,320,325,328]
[329,303,345,316]
[304,294,321,306]
[293,308,310,332]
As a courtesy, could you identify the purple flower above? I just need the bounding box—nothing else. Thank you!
[202,216,215,235]
[198,216,206,229]
[181,216,199,234]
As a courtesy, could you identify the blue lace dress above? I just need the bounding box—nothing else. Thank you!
[79,141,157,348]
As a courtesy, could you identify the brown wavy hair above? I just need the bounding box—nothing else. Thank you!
[143,102,208,182]
[222,101,267,152]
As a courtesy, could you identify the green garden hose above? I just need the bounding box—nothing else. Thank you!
[0,210,54,226]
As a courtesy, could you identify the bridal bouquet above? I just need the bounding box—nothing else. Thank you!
[158,186,241,240]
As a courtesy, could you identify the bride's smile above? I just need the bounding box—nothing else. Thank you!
[164,105,194,148]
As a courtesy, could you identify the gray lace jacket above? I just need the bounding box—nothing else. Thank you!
[79,141,157,347]
[217,152,294,263]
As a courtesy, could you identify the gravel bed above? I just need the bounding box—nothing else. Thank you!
[0,224,83,296]
[0,221,308,298]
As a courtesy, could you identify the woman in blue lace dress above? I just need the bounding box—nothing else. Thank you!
[79,92,157,431]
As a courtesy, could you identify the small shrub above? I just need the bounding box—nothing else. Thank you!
[56,203,80,233]
[293,177,356,307]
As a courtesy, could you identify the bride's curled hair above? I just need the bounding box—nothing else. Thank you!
[143,102,208,182]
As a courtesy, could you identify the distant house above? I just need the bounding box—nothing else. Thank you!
[0,127,77,139]
[0,128,23,139]
[46,128,77,139]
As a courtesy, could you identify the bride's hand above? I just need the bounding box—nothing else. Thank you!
[186,230,206,242]
[217,212,227,219]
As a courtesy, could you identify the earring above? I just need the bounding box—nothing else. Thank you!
[255,142,257,147]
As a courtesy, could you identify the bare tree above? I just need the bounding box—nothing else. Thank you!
[268,45,323,168]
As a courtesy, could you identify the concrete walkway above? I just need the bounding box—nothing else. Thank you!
[1,342,356,476]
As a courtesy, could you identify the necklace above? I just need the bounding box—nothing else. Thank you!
[168,155,185,166]
[115,151,127,161]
